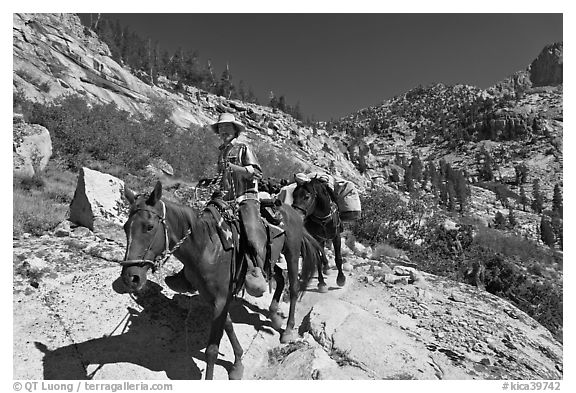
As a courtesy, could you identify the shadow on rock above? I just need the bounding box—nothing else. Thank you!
[228,298,276,336]
[34,281,246,380]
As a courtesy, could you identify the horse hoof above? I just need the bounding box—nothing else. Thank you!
[280,329,296,344]
[317,283,328,293]
[228,363,244,380]
[337,273,346,287]
[270,313,284,331]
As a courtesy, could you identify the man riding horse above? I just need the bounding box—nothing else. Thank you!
[165,113,268,297]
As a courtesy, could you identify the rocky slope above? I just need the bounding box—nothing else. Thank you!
[13,225,562,380]
[329,46,562,243]
[13,13,563,380]
[13,13,362,187]
[13,13,563,242]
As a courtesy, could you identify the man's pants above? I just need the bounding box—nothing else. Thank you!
[238,199,268,276]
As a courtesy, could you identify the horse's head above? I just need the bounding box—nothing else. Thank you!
[292,178,333,217]
[120,181,167,292]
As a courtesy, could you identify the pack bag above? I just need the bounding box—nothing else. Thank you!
[296,171,362,222]
[334,179,361,222]
[278,183,297,206]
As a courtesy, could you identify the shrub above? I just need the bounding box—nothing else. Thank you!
[372,242,403,260]
[253,142,308,180]
[13,161,77,237]
[352,191,410,247]
[473,225,555,264]
[13,184,68,237]
[408,222,474,280]
[476,182,520,203]
[164,124,220,180]
[468,244,562,341]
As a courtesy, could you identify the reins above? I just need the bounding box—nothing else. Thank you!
[120,201,193,272]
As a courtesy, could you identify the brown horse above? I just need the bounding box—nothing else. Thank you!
[119,182,326,380]
[292,177,346,292]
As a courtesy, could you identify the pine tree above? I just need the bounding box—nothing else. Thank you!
[519,186,528,211]
[551,216,563,250]
[531,179,544,213]
[216,64,233,98]
[478,146,494,181]
[390,167,400,183]
[151,42,161,84]
[439,181,448,207]
[454,170,469,212]
[237,80,246,101]
[159,50,171,76]
[181,50,200,86]
[410,153,423,183]
[540,216,555,248]
[439,158,449,180]
[167,47,183,79]
[429,162,440,196]
[247,87,258,104]
[514,163,529,185]
[508,206,517,227]
[494,211,507,229]
[293,101,303,121]
[404,165,414,192]
[447,181,456,211]
[552,183,563,217]
[278,95,287,112]
[269,91,278,109]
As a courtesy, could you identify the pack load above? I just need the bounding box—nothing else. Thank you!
[277,182,297,205]
[333,178,361,222]
[283,172,361,222]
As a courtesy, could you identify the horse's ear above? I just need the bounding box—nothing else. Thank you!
[124,186,136,204]
[146,181,163,206]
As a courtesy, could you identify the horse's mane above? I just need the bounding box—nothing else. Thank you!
[159,198,218,242]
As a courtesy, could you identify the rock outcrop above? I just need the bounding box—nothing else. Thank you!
[68,167,128,244]
[13,229,564,380]
[13,115,52,177]
[529,42,563,87]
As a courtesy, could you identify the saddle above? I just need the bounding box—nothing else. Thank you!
[205,198,239,251]
[204,196,285,294]
[260,197,283,225]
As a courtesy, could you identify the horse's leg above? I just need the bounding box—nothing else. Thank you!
[223,313,244,380]
[314,238,328,293]
[321,239,330,276]
[333,233,346,287]
[281,247,300,344]
[269,264,285,331]
[204,297,229,380]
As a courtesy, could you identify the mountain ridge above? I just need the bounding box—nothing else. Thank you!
[12,13,563,380]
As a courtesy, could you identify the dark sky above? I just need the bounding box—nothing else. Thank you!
[101,13,562,121]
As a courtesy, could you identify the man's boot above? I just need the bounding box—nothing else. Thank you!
[244,265,267,297]
[165,269,196,293]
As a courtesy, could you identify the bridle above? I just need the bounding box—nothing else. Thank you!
[119,200,192,272]
[293,183,337,226]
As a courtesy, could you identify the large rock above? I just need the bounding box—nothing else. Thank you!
[529,42,563,87]
[69,167,128,243]
[303,299,447,379]
[13,118,52,177]
[253,337,345,380]
[144,157,174,177]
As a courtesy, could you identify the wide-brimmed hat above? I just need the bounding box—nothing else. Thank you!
[210,113,245,136]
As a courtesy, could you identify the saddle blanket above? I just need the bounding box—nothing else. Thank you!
[205,205,238,251]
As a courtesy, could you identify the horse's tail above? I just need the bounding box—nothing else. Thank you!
[299,227,328,293]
